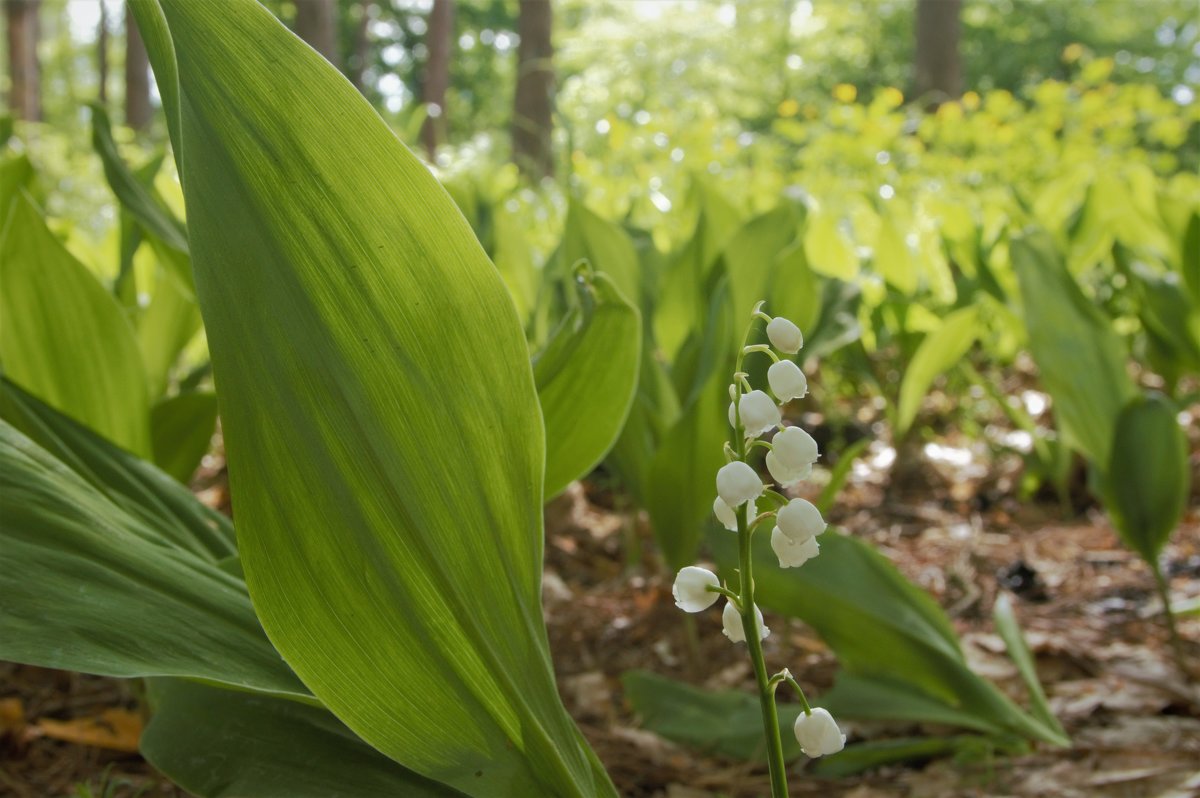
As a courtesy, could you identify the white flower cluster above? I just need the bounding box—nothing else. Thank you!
[671,310,844,759]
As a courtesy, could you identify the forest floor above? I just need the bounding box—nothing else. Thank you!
[2,428,1199,798]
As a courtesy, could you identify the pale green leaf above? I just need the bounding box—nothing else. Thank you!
[561,200,640,306]
[895,306,980,437]
[803,210,858,280]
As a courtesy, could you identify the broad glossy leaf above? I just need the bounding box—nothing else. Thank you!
[712,531,1066,745]
[769,240,821,335]
[0,195,152,456]
[561,200,640,306]
[142,679,461,798]
[895,306,979,437]
[138,256,202,400]
[150,391,217,484]
[622,670,801,761]
[803,210,858,280]
[0,377,234,560]
[137,1,612,793]
[91,103,189,254]
[873,215,918,295]
[808,737,983,778]
[1011,232,1136,466]
[1104,392,1188,563]
[0,421,304,698]
[534,272,641,498]
[724,204,800,326]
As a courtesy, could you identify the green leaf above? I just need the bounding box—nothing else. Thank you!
[0,152,34,211]
[646,371,727,569]
[808,736,985,778]
[1011,232,1136,466]
[0,421,305,699]
[895,306,980,437]
[561,200,640,307]
[724,204,800,326]
[150,391,217,484]
[137,253,202,400]
[138,1,612,793]
[769,239,821,335]
[0,376,234,561]
[803,210,858,280]
[90,102,189,254]
[0,195,152,457]
[1104,392,1188,563]
[815,437,870,516]
[535,272,641,498]
[142,679,461,798]
[713,531,1067,745]
[1182,213,1200,305]
[621,670,802,761]
[873,215,919,295]
[992,594,1068,741]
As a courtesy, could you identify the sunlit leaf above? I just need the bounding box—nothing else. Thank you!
[895,306,979,437]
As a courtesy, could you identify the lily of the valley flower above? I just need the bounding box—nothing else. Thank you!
[722,600,770,643]
[775,498,826,542]
[672,566,721,613]
[766,316,803,354]
[713,496,755,532]
[771,527,820,568]
[727,389,781,439]
[716,461,764,508]
[793,707,845,757]
[765,426,820,486]
[767,360,808,402]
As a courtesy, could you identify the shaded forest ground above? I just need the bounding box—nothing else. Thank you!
[3,416,1198,798]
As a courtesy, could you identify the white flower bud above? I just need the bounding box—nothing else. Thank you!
[766,426,819,486]
[767,360,808,402]
[722,600,769,643]
[716,461,763,508]
[793,707,845,757]
[713,496,755,532]
[672,566,720,613]
[766,317,803,354]
[727,390,781,439]
[771,526,820,568]
[775,498,826,543]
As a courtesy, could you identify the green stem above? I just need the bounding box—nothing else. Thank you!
[1152,562,1188,675]
[731,309,789,798]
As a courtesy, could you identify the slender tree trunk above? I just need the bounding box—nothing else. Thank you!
[348,0,372,94]
[125,3,151,130]
[913,0,962,103]
[295,0,339,68]
[98,1,109,104]
[512,0,554,180]
[419,0,454,160]
[5,0,41,122]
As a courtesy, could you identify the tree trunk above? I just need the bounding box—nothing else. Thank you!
[512,0,554,180]
[419,0,454,160]
[98,0,109,104]
[347,0,372,94]
[125,3,152,131]
[913,0,962,104]
[295,0,339,68]
[5,0,41,122]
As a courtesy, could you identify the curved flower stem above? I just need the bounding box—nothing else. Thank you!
[732,311,790,798]
[743,343,781,363]
[1151,561,1188,674]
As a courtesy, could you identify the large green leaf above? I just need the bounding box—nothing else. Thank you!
[0,421,304,698]
[535,271,641,498]
[895,306,980,437]
[561,200,640,307]
[134,1,612,793]
[712,531,1067,746]
[137,250,202,400]
[1104,392,1188,563]
[150,391,218,484]
[0,195,152,456]
[142,680,461,798]
[1011,232,1136,466]
[0,377,233,560]
[724,204,800,326]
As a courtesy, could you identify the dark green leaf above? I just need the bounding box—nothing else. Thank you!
[151,391,218,484]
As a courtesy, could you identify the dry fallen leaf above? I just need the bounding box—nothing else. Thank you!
[28,707,142,753]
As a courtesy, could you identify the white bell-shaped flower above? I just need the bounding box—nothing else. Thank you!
[766,317,803,354]
[727,390,781,439]
[716,461,763,508]
[771,527,820,568]
[713,496,755,532]
[767,360,808,402]
[793,707,845,757]
[672,566,720,613]
[776,498,826,543]
[766,426,820,486]
[722,600,769,643]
